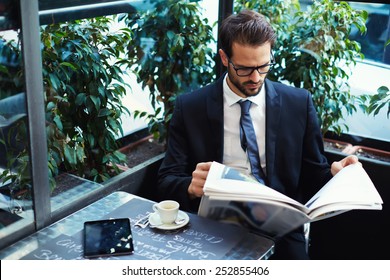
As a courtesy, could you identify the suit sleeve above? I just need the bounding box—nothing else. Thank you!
[299,93,333,201]
[157,96,201,212]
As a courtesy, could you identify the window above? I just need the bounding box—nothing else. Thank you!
[342,1,390,142]
[348,2,390,65]
[299,1,390,67]
[0,0,157,251]
[0,0,218,252]
[298,0,390,141]
[0,24,35,248]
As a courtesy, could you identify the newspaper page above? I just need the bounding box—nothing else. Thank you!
[198,162,383,238]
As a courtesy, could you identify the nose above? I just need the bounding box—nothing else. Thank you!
[249,68,262,81]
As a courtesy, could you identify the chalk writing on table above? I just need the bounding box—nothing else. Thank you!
[22,234,125,260]
[22,230,224,260]
[107,198,239,260]
[21,198,255,260]
[182,228,224,243]
[130,226,221,260]
[22,235,84,260]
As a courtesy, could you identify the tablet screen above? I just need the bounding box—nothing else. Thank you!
[83,218,134,258]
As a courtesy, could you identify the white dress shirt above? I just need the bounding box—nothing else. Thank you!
[222,74,267,177]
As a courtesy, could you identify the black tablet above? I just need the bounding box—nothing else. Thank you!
[83,218,134,258]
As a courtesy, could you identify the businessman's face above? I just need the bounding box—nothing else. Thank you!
[220,42,272,98]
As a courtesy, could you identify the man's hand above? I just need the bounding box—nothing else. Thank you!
[331,155,360,176]
[188,162,213,199]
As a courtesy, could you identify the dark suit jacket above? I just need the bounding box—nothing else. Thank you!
[157,75,333,259]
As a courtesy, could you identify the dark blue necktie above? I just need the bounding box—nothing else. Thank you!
[239,100,266,184]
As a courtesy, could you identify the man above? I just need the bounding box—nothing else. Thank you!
[157,10,358,259]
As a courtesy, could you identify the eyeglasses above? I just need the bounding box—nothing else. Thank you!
[228,52,275,77]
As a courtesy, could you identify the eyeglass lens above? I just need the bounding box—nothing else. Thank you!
[236,65,272,76]
[230,53,275,77]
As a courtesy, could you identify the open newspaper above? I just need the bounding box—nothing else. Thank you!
[198,162,383,239]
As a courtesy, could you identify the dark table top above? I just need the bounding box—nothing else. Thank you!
[0,191,274,260]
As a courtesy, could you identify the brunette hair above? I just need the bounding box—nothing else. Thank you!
[219,10,276,58]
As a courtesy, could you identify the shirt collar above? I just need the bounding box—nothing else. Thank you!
[223,74,265,107]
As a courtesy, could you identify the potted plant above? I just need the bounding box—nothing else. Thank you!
[121,0,216,143]
[352,85,390,161]
[0,36,31,201]
[1,16,136,199]
[0,37,25,170]
[41,16,134,184]
[235,0,368,152]
[96,0,216,199]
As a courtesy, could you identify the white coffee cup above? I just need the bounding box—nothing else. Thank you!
[152,200,179,224]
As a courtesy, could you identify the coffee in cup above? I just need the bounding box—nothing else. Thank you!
[152,200,179,224]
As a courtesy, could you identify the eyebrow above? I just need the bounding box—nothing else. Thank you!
[234,60,272,69]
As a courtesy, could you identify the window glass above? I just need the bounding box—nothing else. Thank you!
[348,2,390,65]
[38,2,141,212]
[338,2,390,141]
[40,15,124,212]
[41,0,218,214]
[0,0,218,251]
[0,28,34,246]
[300,0,390,66]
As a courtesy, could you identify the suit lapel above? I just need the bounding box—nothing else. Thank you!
[206,76,225,162]
[265,80,281,183]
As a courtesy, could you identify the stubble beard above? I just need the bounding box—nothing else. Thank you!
[228,69,264,98]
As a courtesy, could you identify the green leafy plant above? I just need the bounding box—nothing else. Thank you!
[357,40,390,118]
[0,117,31,199]
[0,37,31,199]
[1,16,135,198]
[235,0,368,136]
[122,0,216,142]
[41,16,133,183]
[234,0,299,41]
[0,37,23,99]
[358,86,390,118]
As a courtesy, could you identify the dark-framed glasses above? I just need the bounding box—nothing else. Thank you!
[228,52,275,77]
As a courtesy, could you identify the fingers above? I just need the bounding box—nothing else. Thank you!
[188,162,213,198]
[343,155,359,166]
[193,162,213,177]
[331,155,361,176]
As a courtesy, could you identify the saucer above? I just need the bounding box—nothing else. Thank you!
[148,210,189,230]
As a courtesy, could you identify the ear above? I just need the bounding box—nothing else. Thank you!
[219,49,229,67]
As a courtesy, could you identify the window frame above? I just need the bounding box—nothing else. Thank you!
[0,0,223,252]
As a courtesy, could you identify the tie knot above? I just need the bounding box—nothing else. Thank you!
[239,100,252,115]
